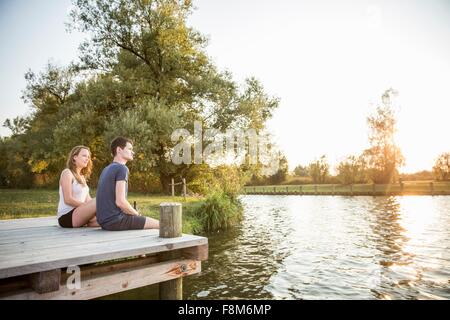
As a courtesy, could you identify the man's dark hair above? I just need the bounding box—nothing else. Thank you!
[110,137,133,156]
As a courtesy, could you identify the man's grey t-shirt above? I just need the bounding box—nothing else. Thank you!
[96,162,129,225]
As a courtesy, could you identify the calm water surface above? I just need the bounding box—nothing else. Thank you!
[112,195,450,300]
[184,195,450,299]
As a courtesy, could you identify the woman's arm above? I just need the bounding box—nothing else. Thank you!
[60,169,85,207]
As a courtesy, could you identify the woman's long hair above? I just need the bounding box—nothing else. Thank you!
[65,146,93,185]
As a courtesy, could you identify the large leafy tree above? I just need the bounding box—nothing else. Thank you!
[67,0,278,191]
[433,152,450,181]
[1,0,279,192]
[308,155,329,184]
[363,88,404,183]
[336,155,368,185]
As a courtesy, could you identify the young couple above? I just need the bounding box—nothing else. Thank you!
[57,137,159,231]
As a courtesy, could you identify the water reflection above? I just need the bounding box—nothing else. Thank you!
[107,195,450,300]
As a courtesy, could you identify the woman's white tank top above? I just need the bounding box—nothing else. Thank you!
[57,172,89,218]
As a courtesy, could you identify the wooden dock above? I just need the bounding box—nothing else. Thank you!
[0,205,208,300]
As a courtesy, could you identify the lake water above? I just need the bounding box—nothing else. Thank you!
[184,195,450,300]
[110,195,450,300]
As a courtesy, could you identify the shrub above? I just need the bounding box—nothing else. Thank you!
[193,191,243,232]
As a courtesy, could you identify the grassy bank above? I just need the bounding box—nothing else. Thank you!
[0,189,205,234]
[243,181,450,196]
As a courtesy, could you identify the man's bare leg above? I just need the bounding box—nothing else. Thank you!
[143,217,159,229]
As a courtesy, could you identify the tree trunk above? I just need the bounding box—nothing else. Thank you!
[159,172,172,195]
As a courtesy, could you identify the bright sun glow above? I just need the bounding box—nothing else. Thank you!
[188,0,450,173]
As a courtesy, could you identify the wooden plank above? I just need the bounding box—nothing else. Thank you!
[0,228,157,250]
[0,217,56,230]
[60,255,160,283]
[181,243,208,261]
[1,232,204,263]
[0,255,160,294]
[0,233,207,279]
[0,233,205,266]
[0,225,104,241]
[0,259,200,300]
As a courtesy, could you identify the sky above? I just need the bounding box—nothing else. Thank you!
[1,0,449,173]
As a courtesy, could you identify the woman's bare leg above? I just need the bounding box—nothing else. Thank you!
[72,199,97,227]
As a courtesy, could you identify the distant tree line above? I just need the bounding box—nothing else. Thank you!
[247,89,449,185]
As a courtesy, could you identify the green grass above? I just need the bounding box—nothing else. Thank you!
[243,181,450,195]
[0,189,205,234]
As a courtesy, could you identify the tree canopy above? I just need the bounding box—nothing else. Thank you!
[1,0,279,192]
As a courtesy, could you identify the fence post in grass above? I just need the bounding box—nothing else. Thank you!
[299,185,303,195]
[400,181,404,193]
[159,202,183,300]
[182,178,187,201]
[430,182,434,196]
[350,184,353,196]
[372,183,376,196]
[171,178,175,197]
[286,186,289,194]
[315,185,318,195]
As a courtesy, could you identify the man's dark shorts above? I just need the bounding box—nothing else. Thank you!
[101,214,146,231]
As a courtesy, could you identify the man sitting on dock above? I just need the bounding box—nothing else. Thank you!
[96,137,160,231]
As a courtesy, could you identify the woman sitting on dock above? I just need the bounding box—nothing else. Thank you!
[57,146,99,228]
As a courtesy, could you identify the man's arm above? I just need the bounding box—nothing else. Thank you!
[115,180,140,216]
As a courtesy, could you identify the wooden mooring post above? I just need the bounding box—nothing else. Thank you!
[159,202,183,300]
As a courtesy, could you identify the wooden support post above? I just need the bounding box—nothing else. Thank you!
[299,185,303,195]
[133,201,137,210]
[171,178,175,197]
[400,182,404,193]
[159,203,183,300]
[29,269,61,294]
[286,186,289,194]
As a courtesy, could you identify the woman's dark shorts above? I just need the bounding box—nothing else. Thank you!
[58,209,75,228]
[101,214,146,231]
